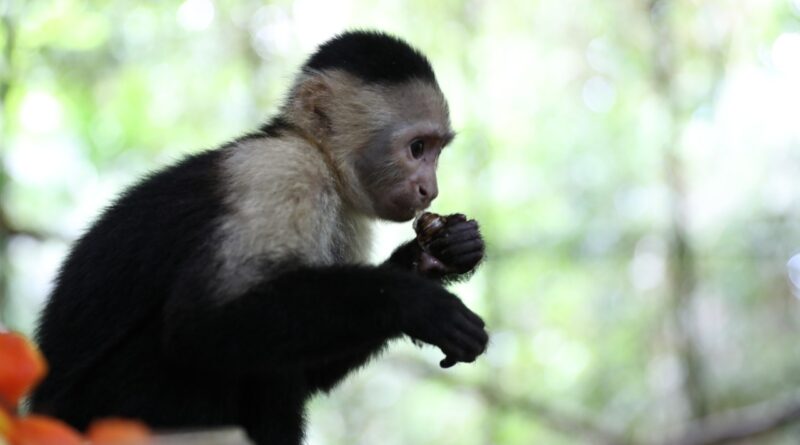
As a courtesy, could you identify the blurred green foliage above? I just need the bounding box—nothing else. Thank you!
[2,0,800,443]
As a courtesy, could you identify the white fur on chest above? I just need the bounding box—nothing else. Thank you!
[213,137,373,298]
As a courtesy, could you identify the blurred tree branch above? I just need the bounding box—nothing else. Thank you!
[0,211,53,241]
[473,381,630,445]
[398,357,800,445]
[647,0,706,418]
[644,0,731,420]
[658,390,800,445]
[394,357,631,445]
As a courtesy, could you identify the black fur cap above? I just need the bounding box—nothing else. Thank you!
[303,30,437,84]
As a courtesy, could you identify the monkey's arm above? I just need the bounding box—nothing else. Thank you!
[162,264,487,371]
[386,215,485,284]
[385,239,425,271]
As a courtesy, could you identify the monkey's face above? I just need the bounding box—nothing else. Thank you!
[354,83,453,222]
[294,72,452,221]
[358,123,450,222]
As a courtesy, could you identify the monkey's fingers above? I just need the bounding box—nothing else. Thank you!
[434,242,484,273]
[440,356,457,368]
[439,313,487,368]
[438,238,484,259]
[461,306,486,329]
[437,220,479,237]
[428,229,481,254]
[452,313,488,356]
[438,338,469,366]
[449,252,484,273]
[439,304,487,369]
[443,214,467,226]
[446,329,482,360]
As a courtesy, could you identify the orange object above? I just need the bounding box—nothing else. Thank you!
[87,418,152,445]
[8,415,83,445]
[0,331,155,445]
[0,407,14,437]
[0,332,48,411]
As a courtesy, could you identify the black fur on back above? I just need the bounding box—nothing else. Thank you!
[31,148,231,428]
[304,30,437,84]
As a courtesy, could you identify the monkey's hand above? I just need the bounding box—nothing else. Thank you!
[424,214,485,277]
[384,214,484,282]
[400,284,488,368]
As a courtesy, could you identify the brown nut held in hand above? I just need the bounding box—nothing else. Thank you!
[413,212,447,251]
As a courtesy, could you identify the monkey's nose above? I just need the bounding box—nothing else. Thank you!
[418,184,438,203]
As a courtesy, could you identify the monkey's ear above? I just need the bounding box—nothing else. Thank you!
[296,73,333,137]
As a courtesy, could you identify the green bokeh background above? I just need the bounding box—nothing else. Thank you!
[1,0,800,443]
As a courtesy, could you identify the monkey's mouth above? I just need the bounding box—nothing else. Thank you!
[379,198,416,222]
[408,199,432,216]
[413,203,432,219]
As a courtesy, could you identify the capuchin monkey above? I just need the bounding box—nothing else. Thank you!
[31,31,488,445]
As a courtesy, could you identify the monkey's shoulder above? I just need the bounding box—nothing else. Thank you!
[222,135,338,204]
[213,135,363,276]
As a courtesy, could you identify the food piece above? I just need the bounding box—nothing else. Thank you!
[413,212,447,251]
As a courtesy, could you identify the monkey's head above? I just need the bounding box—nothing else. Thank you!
[283,31,453,222]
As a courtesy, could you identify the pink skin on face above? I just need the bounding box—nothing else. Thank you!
[372,120,452,222]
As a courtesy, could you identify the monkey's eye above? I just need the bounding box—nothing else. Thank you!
[410,139,425,159]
